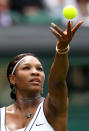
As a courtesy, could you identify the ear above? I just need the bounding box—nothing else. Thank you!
[9,74,16,85]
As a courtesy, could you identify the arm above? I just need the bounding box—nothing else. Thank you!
[44,21,83,130]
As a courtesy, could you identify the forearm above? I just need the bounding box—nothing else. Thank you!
[48,21,82,86]
[48,48,69,86]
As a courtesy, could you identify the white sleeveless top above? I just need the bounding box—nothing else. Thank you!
[0,101,54,131]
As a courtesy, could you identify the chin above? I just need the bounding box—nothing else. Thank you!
[27,85,42,92]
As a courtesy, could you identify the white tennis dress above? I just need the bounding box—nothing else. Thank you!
[0,101,54,131]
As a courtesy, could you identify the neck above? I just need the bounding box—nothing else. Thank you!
[15,95,42,110]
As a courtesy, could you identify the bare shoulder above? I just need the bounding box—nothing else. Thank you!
[43,94,68,131]
[6,104,15,113]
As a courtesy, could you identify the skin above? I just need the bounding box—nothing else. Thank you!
[6,21,82,131]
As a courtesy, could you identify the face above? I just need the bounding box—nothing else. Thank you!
[10,56,45,95]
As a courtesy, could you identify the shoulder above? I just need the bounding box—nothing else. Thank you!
[43,95,68,131]
[6,104,15,114]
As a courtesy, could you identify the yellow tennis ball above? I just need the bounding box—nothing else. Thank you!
[63,5,77,19]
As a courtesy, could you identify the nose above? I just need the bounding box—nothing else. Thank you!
[31,68,39,76]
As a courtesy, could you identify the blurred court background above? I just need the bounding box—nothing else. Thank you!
[0,0,89,131]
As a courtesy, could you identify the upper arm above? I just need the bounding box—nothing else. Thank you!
[47,80,68,113]
[43,82,68,130]
[44,94,68,131]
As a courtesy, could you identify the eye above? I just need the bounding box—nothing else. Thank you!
[37,67,43,71]
[23,66,30,70]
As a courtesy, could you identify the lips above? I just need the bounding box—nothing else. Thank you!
[29,78,41,85]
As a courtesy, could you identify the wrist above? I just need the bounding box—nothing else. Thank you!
[56,44,70,55]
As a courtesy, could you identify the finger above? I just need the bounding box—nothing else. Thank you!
[63,21,72,35]
[49,27,61,39]
[72,21,83,36]
[70,21,73,29]
[67,21,72,39]
[51,23,65,37]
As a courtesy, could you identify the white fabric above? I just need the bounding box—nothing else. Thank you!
[1,101,54,131]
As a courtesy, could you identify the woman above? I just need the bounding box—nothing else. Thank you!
[0,21,82,131]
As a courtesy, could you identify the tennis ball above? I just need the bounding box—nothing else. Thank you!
[63,5,77,19]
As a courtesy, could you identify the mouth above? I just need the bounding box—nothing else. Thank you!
[29,78,41,85]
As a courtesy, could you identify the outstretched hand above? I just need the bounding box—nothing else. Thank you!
[50,21,83,49]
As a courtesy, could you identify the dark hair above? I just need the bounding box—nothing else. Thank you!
[7,53,38,101]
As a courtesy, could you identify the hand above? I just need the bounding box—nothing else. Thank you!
[50,21,83,49]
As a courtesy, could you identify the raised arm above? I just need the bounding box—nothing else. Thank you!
[44,21,83,131]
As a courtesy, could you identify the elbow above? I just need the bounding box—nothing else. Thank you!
[53,79,66,88]
[48,75,67,87]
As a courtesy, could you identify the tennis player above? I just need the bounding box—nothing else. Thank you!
[0,21,82,131]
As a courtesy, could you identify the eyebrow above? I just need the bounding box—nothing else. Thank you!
[23,63,42,67]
